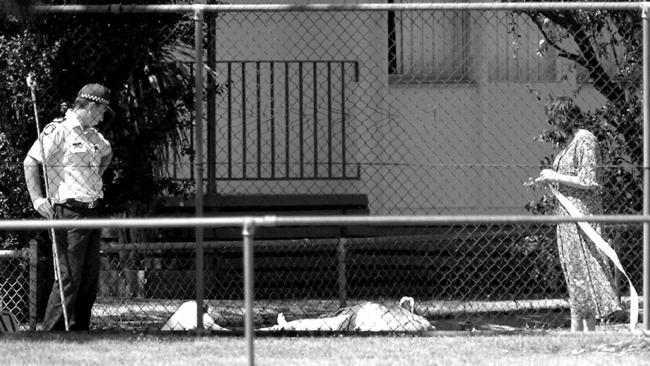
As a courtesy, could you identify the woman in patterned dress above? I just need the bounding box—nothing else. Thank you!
[534,97,621,332]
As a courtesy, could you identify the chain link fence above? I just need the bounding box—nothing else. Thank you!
[0,2,645,332]
[0,248,33,330]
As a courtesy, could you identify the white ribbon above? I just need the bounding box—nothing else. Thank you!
[550,186,638,331]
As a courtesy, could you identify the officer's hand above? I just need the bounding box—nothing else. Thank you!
[33,198,53,219]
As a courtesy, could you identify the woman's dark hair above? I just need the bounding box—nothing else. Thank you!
[545,96,584,132]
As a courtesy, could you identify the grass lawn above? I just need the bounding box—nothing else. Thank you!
[1,330,650,365]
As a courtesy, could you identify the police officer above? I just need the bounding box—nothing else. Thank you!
[24,83,113,331]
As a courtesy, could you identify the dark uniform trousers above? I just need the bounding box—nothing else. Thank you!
[43,201,100,331]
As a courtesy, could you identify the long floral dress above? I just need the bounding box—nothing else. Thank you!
[552,129,621,320]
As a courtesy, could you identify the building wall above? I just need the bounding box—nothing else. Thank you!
[385,82,606,214]
[177,1,611,215]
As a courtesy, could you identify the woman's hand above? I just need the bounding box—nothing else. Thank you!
[535,169,558,185]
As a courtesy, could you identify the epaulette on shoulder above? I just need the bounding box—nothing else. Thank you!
[52,117,65,123]
[42,121,60,136]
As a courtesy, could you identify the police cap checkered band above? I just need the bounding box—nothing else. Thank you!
[77,83,114,116]
[77,83,111,106]
[79,93,109,105]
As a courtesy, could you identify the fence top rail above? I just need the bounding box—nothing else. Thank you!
[1,215,649,230]
[0,249,31,259]
[31,2,644,14]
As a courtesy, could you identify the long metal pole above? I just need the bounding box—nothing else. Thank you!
[242,220,255,366]
[26,73,69,332]
[642,2,650,332]
[194,8,206,331]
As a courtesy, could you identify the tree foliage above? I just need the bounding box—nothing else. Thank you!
[512,1,643,215]
[0,1,198,247]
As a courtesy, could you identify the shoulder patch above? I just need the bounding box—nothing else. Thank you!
[42,123,58,136]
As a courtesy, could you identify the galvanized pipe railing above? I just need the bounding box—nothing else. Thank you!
[3,215,650,230]
[30,3,645,14]
[193,7,206,332]
[2,214,650,231]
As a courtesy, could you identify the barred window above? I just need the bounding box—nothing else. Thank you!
[388,1,470,83]
[388,4,562,83]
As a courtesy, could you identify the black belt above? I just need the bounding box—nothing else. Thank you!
[60,199,99,210]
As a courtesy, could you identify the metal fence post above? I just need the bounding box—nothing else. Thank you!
[642,1,650,332]
[29,239,37,331]
[337,238,347,307]
[242,219,256,366]
[206,0,217,194]
[194,6,206,331]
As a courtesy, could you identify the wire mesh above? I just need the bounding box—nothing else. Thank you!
[0,249,32,330]
[0,3,644,333]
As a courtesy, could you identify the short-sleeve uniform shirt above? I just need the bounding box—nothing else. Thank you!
[27,110,112,204]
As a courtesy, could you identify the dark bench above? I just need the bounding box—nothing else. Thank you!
[154,193,370,240]
[99,193,368,302]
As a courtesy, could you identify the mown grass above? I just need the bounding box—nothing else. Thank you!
[1,330,649,365]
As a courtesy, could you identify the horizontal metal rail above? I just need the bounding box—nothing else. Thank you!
[0,249,31,259]
[30,2,643,14]
[2,215,650,230]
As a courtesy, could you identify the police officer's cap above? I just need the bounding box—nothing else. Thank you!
[77,83,114,117]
